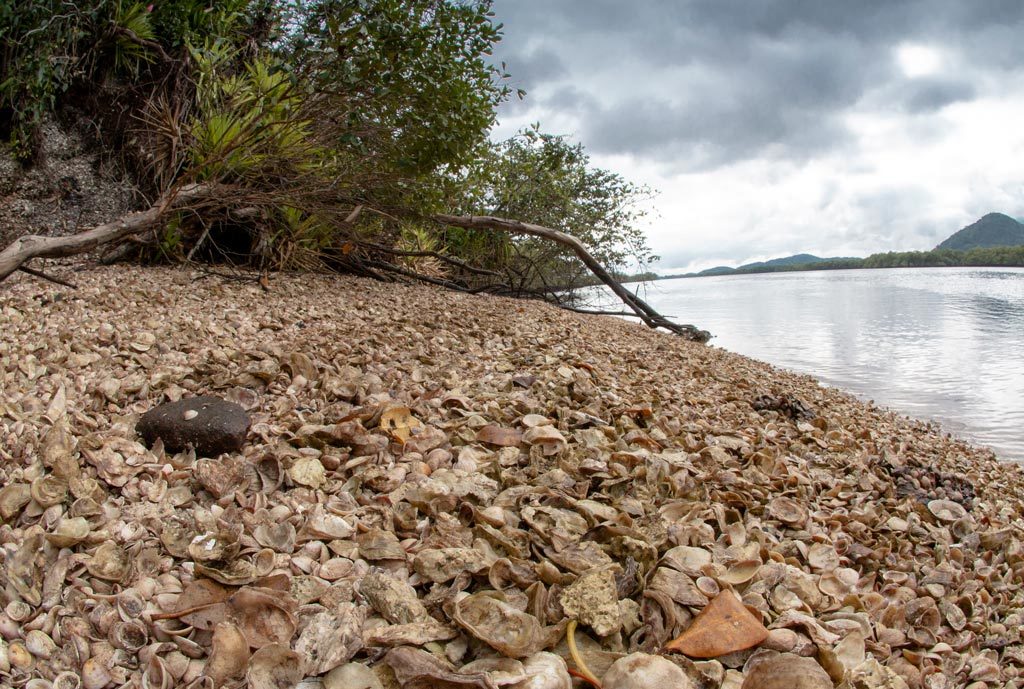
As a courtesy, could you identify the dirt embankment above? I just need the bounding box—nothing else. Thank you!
[0,118,136,249]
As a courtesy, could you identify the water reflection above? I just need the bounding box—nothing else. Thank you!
[598,267,1024,460]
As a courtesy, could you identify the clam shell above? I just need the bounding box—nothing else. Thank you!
[740,653,833,689]
[188,530,241,563]
[452,592,543,658]
[767,497,808,526]
[46,517,90,547]
[86,541,130,582]
[30,475,68,508]
[0,483,32,520]
[245,644,303,689]
[662,546,713,577]
[927,499,967,522]
[602,653,693,689]
[207,622,250,686]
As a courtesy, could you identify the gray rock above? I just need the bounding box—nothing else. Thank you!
[137,396,250,456]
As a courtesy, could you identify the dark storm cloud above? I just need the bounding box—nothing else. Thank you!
[499,47,567,90]
[899,78,977,113]
[492,0,1024,169]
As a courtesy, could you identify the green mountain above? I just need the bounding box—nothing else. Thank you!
[936,213,1024,251]
[740,253,830,270]
[693,253,844,277]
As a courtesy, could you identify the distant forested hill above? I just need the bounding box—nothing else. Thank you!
[936,213,1024,250]
[687,253,854,277]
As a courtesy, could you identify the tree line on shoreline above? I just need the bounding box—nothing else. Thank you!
[664,244,1024,280]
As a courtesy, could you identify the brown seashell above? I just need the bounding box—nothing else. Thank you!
[109,619,148,652]
[82,657,113,689]
[188,531,240,564]
[720,560,761,585]
[46,517,90,547]
[6,600,33,622]
[0,483,32,520]
[927,499,967,522]
[476,424,523,447]
[24,629,57,658]
[522,425,567,455]
[207,622,250,686]
[767,497,807,526]
[665,589,769,658]
[87,541,131,582]
[323,663,385,689]
[53,672,82,689]
[452,591,544,658]
[512,652,572,689]
[31,474,68,508]
[253,522,296,553]
[255,456,282,493]
[602,653,693,689]
[193,559,257,586]
[740,653,834,689]
[288,455,326,488]
[245,644,303,689]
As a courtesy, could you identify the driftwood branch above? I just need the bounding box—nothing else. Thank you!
[17,265,79,289]
[0,184,208,283]
[433,214,710,342]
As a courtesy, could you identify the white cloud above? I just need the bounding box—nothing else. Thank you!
[896,44,944,77]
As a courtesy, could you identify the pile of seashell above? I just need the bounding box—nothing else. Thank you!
[1,266,1022,689]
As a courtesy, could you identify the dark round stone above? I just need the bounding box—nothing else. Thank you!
[136,396,250,456]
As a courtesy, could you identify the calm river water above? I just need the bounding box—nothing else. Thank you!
[600,267,1024,460]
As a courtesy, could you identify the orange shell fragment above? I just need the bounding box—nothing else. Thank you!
[664,588,769,658]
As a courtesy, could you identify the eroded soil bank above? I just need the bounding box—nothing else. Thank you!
[0,265,1021,689]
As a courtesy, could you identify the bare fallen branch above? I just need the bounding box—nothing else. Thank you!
[433,214,710,342]
[17,265,79,289]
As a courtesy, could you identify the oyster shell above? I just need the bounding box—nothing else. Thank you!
[452,592,544,658]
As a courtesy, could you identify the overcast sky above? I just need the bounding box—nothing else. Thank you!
[489,1,1024,273]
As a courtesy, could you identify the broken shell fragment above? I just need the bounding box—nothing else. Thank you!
[720,560,761,585]
[662,546,713,577]
[522,425,567,455]
[288,455,326,489]
[476,424,523,447]
[665,589,768,658]
[253,522,296,553]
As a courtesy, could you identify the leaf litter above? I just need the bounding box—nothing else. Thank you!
[1,265,1024,688]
